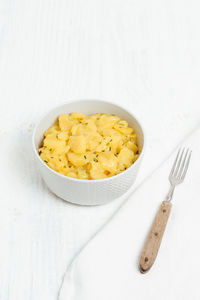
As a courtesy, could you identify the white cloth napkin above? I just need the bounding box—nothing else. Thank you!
[59,126,200,300]
[1,105,198,300]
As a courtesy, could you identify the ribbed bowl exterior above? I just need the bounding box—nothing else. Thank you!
[35,154,143,205]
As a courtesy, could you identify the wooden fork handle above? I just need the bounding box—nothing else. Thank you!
[139,201,172,273]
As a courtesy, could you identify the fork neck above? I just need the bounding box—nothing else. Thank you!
[165,184,175,202]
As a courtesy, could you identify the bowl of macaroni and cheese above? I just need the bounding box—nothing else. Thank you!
[32,99,145,205]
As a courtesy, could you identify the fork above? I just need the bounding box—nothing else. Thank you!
[139,148,192,273]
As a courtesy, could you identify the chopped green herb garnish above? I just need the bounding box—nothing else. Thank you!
[69,166,72,168]
[93,158,98,162]
[49,148,52,151]
[59,159,61,162]
[44,160,48,163]
[106,142,110,146]
[110,139,112,142]
[102,150,105,152]
[96,154,99,157]
[85,122,88,125]
[97,118,100,120]
[84,155,87,159]
[114,153,118,157]
[39,151,42,155]
[109,147,111,151]
[51,156,54,159]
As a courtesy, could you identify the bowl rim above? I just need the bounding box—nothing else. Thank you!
[32,98,146,183]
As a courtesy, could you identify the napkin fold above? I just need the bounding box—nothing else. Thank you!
[59,126,200,300]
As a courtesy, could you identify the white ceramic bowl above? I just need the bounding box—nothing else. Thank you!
[32,99,145,205]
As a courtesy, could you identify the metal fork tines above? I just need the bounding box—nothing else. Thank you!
[165,148,192,202]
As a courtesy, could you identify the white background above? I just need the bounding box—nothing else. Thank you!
[0,0,199,299]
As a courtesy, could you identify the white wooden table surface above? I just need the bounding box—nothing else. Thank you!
[0,0,199,299]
